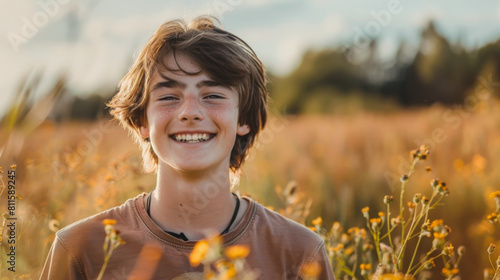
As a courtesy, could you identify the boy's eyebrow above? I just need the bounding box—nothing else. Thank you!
[151,72,230,93]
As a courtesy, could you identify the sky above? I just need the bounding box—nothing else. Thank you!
[1,0,499,115]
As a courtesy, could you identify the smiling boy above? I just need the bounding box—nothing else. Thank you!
[40,16,334,279]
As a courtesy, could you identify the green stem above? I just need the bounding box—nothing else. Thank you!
[410,251,441,276]
[352,240,359,276]
[386,204,394,250]
[397,200,418,271]
[406,192,437,273]
[335,256,358,279]
[397,158,419,270]
[375,231,382,264]
[381,225,397,240]
[490,253,496,271]
[97,242,115,280]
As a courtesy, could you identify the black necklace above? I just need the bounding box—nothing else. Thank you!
[146,192,240,241]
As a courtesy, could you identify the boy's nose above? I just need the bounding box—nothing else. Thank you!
[178,97,203,122]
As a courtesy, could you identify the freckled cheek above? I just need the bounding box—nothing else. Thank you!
[209,107,239,128]
[148,108,176,132]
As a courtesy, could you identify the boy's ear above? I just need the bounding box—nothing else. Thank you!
[237,124,250,136]
[139,125,150,139]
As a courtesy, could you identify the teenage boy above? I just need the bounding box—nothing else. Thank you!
[40,16,335,279]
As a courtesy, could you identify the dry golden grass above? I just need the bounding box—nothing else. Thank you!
[1,100,500,279]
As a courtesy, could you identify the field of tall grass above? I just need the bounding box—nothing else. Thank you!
[1,98,500,279]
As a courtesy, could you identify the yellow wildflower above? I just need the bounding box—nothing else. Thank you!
[433,232,447,240]
[430,219,443,230]
[189,240,209,267]
[442,267,459,277]
[344,247,354,255]
[224,245,250,260]
[362,243,373,252]
[359,228,368,239]
[407,202,416,211]
[220,266,236,280]
[361,207,370,218]
[103,219,117,225]
[312,217,323,226]
[347,227,359,235]
[490,191,500,198]
[301,262,321,277]
[487,212,499,223]
[360,263,371,270]
[329,244,344,253]
[214,260,237,280]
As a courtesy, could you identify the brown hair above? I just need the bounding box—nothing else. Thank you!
[107,16,268,173]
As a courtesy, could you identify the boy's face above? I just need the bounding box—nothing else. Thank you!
[140,52,250,174]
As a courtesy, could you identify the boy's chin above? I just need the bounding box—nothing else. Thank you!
[167,161,223,174]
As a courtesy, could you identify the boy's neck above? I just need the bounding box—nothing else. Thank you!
[147,164,246,241]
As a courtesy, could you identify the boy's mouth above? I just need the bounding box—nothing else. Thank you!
[170,133,216,143]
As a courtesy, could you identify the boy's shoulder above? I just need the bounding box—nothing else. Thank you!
[248,197,324,246]
[56,193,145,243]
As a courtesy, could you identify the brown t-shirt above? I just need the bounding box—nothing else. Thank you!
[40,193,335,279]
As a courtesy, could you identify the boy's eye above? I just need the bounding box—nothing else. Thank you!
[159,96,178,101]
[204,94,224,99]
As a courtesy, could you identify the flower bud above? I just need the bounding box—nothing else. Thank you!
[442,243,454,256]
[421,196,430,205]
[401,174,409,182]
[488,243,496,254]
[391,216,401,227]
[383,195,393,205]
[361,207,370,219]
[431,179,439,189]
[413,193,422,204]
[370,218,382,231]
[424,260,435,269]
[407,202,417,213]
[487,212,499,223]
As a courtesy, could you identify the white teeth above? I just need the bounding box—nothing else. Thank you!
[173,133,212,143]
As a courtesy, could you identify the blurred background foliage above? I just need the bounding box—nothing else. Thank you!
[271,21,500,114]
